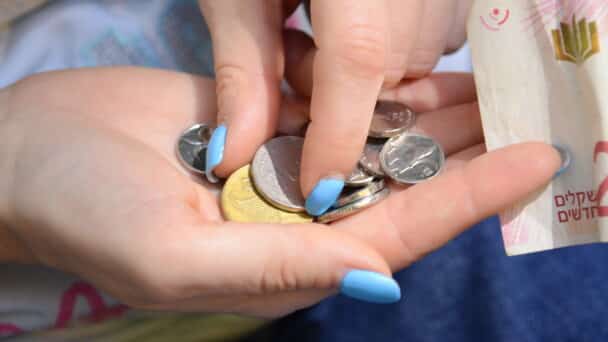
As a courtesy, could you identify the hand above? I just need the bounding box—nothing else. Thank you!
[0,68,559,317]
[198,0,473,215]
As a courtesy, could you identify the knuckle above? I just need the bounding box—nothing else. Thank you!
[258,246,298,294]
[257,229,334,294]
[384,197,424,264]
[214,63,248,101]
[332,25,387,78]
[256,230,307,294]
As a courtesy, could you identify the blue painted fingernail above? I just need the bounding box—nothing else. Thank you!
[305,178,345,216]
[205,125,227,182]
[552,144,571,178]
[340,270,401,304]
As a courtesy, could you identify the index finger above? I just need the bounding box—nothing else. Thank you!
[334,142,561,270]
[301,0,389,216]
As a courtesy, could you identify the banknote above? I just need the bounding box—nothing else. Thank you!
[468,0,608,255]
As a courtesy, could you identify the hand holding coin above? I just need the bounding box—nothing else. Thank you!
[1,69,561,317]
[199,0,473,217]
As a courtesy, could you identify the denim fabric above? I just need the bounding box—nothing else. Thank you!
[268,216,608,342]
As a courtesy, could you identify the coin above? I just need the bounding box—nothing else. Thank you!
[177,123,212,175]
[221,165,313,224]
[380,133,445,185]
[317,187,390,224]
[369,101,416,138]
[346,164,375,187]
[334,179,385,208]
[358,138,386,177]
[251,136,306,212]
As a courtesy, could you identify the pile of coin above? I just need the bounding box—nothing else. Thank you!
[177,101,445,224]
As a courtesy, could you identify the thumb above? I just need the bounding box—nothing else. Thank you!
[200,1,284,178]
[189,222,401,305]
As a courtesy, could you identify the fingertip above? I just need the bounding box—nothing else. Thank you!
[515,142,563,180]
[340,270,401,304]
[205,125,227,183]
[551,144,571,178]
[212,76,281,178]
[304,177,345,216]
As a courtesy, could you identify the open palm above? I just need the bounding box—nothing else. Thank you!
[1,67,559,317]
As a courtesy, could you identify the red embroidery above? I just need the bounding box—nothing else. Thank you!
[0,281,129,337]
[0,323,23,336]
[54,282,128,328]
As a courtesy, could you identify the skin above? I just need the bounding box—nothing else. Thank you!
[0,67,559,317]
[198,0,473,197]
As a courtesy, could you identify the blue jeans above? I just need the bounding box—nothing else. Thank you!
[269,216,608,341]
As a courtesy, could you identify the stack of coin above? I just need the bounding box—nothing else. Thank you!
[355,100,445,185]
[176,101,445,224]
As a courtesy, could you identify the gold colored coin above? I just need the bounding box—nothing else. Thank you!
[221,165,313,224]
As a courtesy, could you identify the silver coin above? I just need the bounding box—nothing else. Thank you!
[251,136,306,212]
[334,179,385,208]
[346,164,375,187]
[177,123,212,175]
[369,101,416,138]
[317,187,390,224]
[358,138,386,177]
[380,133,444,185]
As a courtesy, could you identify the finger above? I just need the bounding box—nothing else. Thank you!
[410,101,483,156]
[276,93,310,136]
[283,28,315,97]
[199,1,284,178]
[405,0,459,78]
[334,142,561,270]
[445,0,472,53]
[284,34,476,111]
[378,73,476,112]
[136,209,401,307]
[300,0,389,216]
[443,143,487,171]
[383,0,423,87]
[140,288,331,318]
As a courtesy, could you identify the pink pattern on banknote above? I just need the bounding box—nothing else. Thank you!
[500,206,529,247]
[481,8,511,31]
[523,0,608,34]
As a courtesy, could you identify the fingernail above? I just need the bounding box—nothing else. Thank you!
[205,125,227,183]
[305,177,345,216]
[340,270,401,304]
[552,144,571,178]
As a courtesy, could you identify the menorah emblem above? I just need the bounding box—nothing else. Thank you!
[552,16,600,64]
